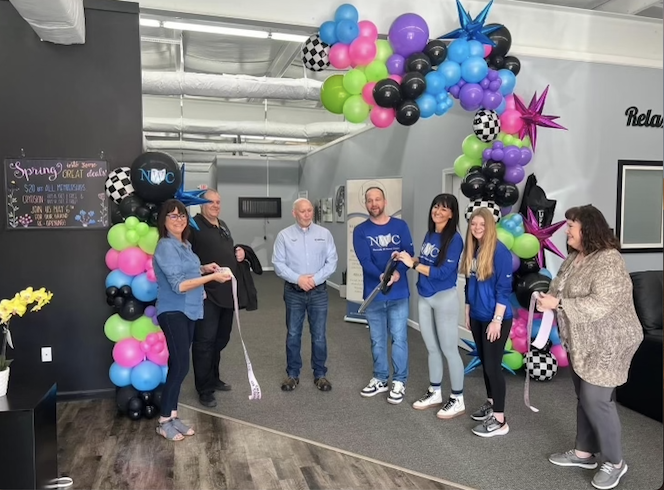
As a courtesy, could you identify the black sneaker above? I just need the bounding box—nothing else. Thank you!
[471,400,494,421]
[215,380,232,391]
[199,392,217,408]
[314,377,332,391]
[281,377,299,391]
[472,415,509,438]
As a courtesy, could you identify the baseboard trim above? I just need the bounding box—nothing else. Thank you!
[326,280,340,290]
[263,266,274,272]
[57,387,116,402]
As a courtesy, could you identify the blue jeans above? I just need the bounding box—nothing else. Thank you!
[284,282,329,379]
[363,298,409,383]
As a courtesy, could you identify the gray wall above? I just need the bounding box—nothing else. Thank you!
[214,157,299,267]
[299,57,663,318]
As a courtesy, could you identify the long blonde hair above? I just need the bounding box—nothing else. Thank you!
[460,207,499,281]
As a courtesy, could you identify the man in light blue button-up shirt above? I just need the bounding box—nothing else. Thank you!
[272,198,338,393]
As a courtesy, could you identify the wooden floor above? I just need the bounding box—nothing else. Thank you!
[57,399,469,490]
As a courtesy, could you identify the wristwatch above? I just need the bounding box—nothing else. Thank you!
[411,263,417,270]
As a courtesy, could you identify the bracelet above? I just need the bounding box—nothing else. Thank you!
[492,315,503,323]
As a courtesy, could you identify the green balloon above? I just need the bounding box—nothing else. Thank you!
[462,134,489,159]
[453,154,480,178]
[131,315,158,342]
[521,135,533,148]
[505,338,513,351]
[138,227,159,255]
[107,223,132,251]
[512,233,541,259]
[364,60,389,82]
[125,216,139,229]
[375,40,393,62]
[343,95,371,124]
[343,69,367,95]
[320,75,350,114]
[126,229,139,245]
[503,351,524,370]
[104,314,132,342]
[497,227,515,250]
[136,222,149,236]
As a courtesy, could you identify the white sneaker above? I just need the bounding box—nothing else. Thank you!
[360,378,389,397]
[412,388,443,410]
[436,396,466,419]
[387,381,406,404]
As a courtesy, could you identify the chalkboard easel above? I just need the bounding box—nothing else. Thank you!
[4,158,109,230]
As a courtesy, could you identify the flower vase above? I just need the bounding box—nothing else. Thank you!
[0,367,9,397]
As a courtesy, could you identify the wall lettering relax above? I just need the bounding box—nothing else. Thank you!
[625,106,663,128]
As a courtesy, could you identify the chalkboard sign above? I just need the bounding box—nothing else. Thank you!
[4,158,109,229]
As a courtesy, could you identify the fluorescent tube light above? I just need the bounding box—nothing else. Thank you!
[271,33,309,43]
[140,18,161,28]
[162,21,269,38]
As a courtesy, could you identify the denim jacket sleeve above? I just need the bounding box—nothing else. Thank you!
[153,239,186,294]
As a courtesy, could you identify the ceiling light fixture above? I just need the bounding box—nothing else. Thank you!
[162,21,269,39]
[139,18,161,28]
[270,32,309,43]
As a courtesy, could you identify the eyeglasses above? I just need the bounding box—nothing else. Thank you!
[167,214,187,221]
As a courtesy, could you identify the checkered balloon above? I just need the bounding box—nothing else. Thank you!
[464,200,502,223]
[525,350,558,381]
[105,167,134,204]
[473,110,501,142]
[302,34,330,72]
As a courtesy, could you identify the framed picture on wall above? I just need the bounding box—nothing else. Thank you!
[615,160,663,253]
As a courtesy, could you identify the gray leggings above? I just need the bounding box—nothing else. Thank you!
[417,288,464,393]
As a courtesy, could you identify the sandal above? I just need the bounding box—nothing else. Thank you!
[156,419,184,441]
[171,417,195,436]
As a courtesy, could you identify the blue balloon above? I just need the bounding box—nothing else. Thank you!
[131,360,162,392]
[319,21,338,45]
[423,71,445,95]
[513,225,525,237]
[502,220,516,231]
[438,60,461,87]
[495,97,507,115]
[468,40,485,58]
[447,38,470,64]
[106,269,133,289]
[549,326,561,346]
[417,94,437,119]
[161,365,168,384]
[513,214,523,223]
[131,273,158,302]
[109,362,132,387]
[334,3,359,23]
[461,56,489,84]
[531,318,542,338]
[335,19,359,45]
[498,68,516,96]
[540,268,553,279]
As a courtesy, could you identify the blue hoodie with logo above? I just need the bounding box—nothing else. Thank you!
[465,240,513,322]
[417,231,463,298]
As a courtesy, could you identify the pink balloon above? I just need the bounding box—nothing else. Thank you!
[157,332,165,342]
[144,257,153,272]
[551,344,569,367]
[370,107,396,129]
[146,332,159,345]
[146,269,156,282]
[483,44,492,58]
[500,109,524,134]
[112,338,145,368]
[512,336,529,354]
[329,43,351,69]
[362,82,377,105]
[515,325,527,338]
[105,249,120,270]
[147,346,169,366]
[118,247,148,277]
[505,94,516,110]
[358,20,378,41]
[389,74,402,84]
[139,341,150,353]
[349,37,377,66]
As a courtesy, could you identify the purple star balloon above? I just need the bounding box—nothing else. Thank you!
[522,208,566,267]
[514,85,567,151]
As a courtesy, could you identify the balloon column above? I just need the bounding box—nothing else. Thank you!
[103,152,210,419]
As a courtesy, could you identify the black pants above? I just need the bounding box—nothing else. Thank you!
[470,318,513,413]
[157,311,195,418]
[192,299,234,395]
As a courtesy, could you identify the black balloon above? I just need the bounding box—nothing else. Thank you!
[106,286,119,298]
[142,405,157,419]
[373,79,402,108]
[110,203,124,225]
[485,24,512,57]
[395,100,421,126]
[503,56,521,75]
[148,210,160,227]
[406,52,432,75]
[152,387,163,410]
[120,298,144,321]
[130,152,182,204]
[118,194,145,219]
[400,72,426,100]
[461,171,487,200]
[106,297,115,307]
[120,285,133,297]
[481,160,506,180]
[127,410,142,421]
[139,391,154,405]
[483,178,501,200]
[495,182,520,207]
[487,54,505,70]
[515,272,551,309]
[423,39,447,66]
[127,396,144,413]
[116,386,139,414]
[113,296,125,309]
[135,205,151,222]
[518,258,541,276]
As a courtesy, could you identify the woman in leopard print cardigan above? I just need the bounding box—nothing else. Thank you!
[536,205,642,490]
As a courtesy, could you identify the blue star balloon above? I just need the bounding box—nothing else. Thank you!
[438,0,503,45]
[174,163,212,230]
[461,338,517,375]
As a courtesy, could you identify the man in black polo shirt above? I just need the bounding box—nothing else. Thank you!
[189,189,245,408]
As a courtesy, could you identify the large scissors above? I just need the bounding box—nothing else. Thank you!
[358,254,399,314]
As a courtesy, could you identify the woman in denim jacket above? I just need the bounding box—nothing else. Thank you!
[153,199,232,441]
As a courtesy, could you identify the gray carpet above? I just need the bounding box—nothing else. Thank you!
[179,272,663,490]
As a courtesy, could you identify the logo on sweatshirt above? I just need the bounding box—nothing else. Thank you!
[420,242,439,259]
[367,233,401,250]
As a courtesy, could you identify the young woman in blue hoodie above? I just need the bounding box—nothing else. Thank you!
[460,207,513,438]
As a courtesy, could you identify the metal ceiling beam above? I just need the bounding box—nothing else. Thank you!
[266,42,303,78]
[146,139,317,155]
[594,0,661,14]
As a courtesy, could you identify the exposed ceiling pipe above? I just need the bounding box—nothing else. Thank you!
[143,117,367,139]
[145,139,316,155]
[9,0,85,44]
[142,71,323,101]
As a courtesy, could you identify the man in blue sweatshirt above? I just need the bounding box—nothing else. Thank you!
[353,187,414,404]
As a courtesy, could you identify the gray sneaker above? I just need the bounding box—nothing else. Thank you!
[592,462,628,490]
[471,415,509,438]
[549,450,598,469]
[471,401,493,421]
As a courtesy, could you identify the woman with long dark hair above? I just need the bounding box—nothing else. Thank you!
[538,205,642,490]
[460,206,513,438]
[397,194,465,419]
[152,199,232,441]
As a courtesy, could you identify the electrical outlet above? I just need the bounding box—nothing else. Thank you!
[41,347,52,362]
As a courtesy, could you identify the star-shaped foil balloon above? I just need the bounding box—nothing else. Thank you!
[174,163,212,230]
[523,207,566,267]
[438,0,503,45]
[462,339,518,375]
[514,85,567,151]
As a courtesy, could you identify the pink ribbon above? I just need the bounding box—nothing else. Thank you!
[231,274,262,400]
[523,291,553,413]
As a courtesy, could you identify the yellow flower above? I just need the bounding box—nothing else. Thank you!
[0,287,53,325]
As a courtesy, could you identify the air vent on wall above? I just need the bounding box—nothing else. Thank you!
[238,197,282,218]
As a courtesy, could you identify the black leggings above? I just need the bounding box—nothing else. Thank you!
[470,318,513,413]
[158,311,195,418]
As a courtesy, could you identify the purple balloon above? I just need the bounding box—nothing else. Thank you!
[504,165,525,184]
[449,85,461,98]
[519,147,533,166]
[152,316,160,326]
[386,54,406,76]
[503,145,522,166]
[482,90,503,110]
[388,13,430,58]
[488,80,501,92]
[144,305,156,317]
[480,78,490,89]
[482,148,493,161]
[511,251,520,272]
[492,141,504,149]
[491,148,504,161]
[487,69,500,81]
[458,79,467,87]
[459,83,484,111]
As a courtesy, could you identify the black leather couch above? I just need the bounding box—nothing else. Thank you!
[615,270,663,423]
